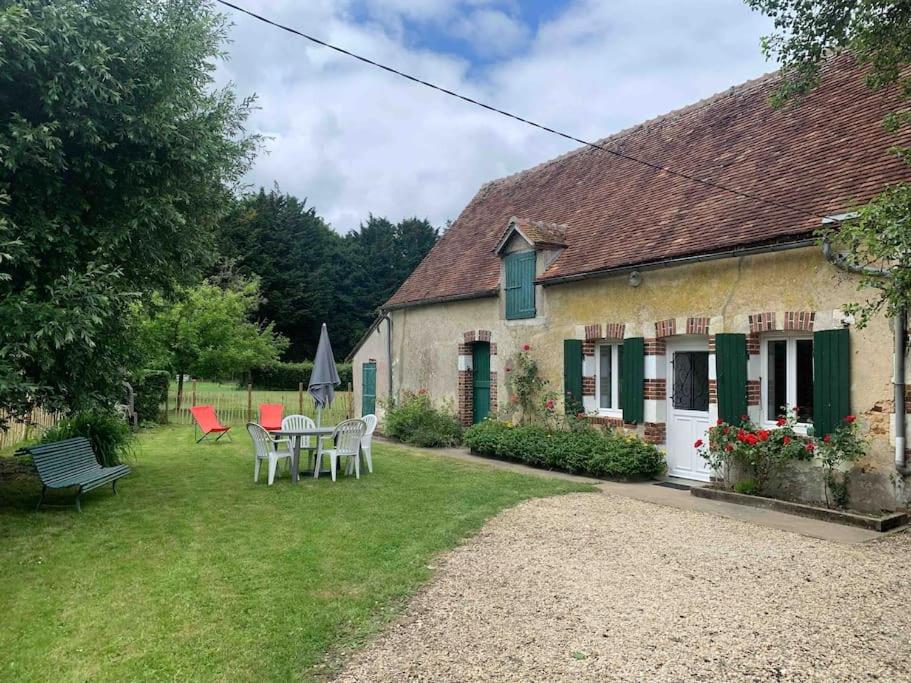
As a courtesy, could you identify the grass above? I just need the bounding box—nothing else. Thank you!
[0,426,591,682]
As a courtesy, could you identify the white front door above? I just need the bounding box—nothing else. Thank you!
[666,340,712,481]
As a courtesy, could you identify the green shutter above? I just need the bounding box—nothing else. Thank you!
[563,339,583,414]
[361,362,377,416]
[813,328,851,437]
[505,251,536,319]
[472,343,491,424]
[715,333,747,424]
[620,337,644,423]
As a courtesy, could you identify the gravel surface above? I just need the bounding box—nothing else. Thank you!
[335,492,911,682]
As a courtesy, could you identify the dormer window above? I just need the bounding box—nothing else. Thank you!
[494,216,567,322]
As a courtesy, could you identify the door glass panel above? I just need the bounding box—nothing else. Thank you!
[767,340,787,418]
[673,352,709,411]
[796,339,814,422]
[599,345,612,409]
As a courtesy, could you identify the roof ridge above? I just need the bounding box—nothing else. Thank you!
[482,68,781,191]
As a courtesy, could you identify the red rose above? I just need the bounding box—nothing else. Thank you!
[757,429,770,442]
[716,418,723,426]
[694,439,704,448]
[723,427,730,435]
[845,415,856,423]
[776,417,787,427]
[724,444,734,452]
[545,399,555,410]
[522,343,530,351]
[741,414,749,422]
[744,433,758,446]
[823,434,831,443]
[783,436,791,445]
[805,442,815,452]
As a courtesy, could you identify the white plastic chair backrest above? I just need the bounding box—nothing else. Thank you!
[246,423,274,459]
[332,419,367,456]
[281,414,316,448]
[361,414,378,446]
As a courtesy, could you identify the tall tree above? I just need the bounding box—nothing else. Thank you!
[217,190,439,359]
[747,0,911,325]
[0,0,258,422]
[136,276,288,409]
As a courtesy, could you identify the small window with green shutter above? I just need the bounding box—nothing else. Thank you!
[504,251,536,319]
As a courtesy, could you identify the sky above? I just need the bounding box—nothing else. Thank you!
[214,0,778,233]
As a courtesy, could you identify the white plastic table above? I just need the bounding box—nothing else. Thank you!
[270,426,334,482]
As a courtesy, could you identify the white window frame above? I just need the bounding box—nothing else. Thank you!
[595,342,623,416]
[760,334,813,431]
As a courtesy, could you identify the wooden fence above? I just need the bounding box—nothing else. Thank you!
[0,407,61,451]
[167,382,354,427]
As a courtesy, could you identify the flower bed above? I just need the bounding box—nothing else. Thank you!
[464,419,666,480]
[697,408,866,510]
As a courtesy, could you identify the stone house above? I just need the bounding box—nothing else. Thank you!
[349,58,911,511]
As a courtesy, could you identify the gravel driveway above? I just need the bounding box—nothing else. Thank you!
[336,492,911,682]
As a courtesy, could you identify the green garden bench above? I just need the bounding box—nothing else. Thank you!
[20,437,131,512]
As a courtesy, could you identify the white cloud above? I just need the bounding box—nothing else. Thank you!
[215,0,775,232]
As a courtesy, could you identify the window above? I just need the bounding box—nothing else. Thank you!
[504,251,536,319]
[672,351,709,411]
[763,337,813,423]
[596,343,623,412]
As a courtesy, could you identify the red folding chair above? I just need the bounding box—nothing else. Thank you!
[258,403,283,432]
[190,405,232,444]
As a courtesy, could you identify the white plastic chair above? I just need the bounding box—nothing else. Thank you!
[247,423,293,485]
[354,414,377,474]
[281,414,317,470]
[324,419,367,481]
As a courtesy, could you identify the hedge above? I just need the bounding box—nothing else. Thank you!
[249,361,353,390]
[133,370,170,424]
[463,420,666,480]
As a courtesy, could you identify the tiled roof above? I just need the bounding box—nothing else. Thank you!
[386,57,911,308]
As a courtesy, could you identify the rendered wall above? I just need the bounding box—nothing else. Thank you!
[378,247,908,510]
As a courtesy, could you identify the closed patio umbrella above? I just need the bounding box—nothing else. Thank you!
[309,323,340,429]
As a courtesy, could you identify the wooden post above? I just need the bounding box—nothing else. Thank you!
[191,379,197,409]
[298,382,304,415]
[347,382,353,419]
[247,383,253,422]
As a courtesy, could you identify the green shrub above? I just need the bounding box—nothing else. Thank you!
[249,361,352,390]
[385,392,462,447]
[42,408,136,467]
[463,420,665,480]
[734,479,760,496]
[463,420,510,456]
[133,370,170,424]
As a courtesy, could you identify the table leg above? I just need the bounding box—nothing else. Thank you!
[313,433,323,478]
[291,435,301,484]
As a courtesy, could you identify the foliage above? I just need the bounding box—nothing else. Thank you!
[817,415,866,508]
[0,427,588,681]
[734,479,760,495]
[463,419,666,480]
[248,361,352,391]
[747,0,911,326]
[135,275,287,405]
[819,185,911,326]
[698,409,812,492]
[0,0,258,424]
[384,391,462,447]
[41,408,135,467]
[132,371,170,425]
[216,190,439,359]
[505,344,557,425]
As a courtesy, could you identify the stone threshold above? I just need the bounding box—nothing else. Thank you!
[692,486,909,532]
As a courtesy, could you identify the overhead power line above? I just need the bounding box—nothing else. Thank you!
[215,0,827,222]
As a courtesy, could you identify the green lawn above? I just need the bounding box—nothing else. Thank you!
[0,426,591,682]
